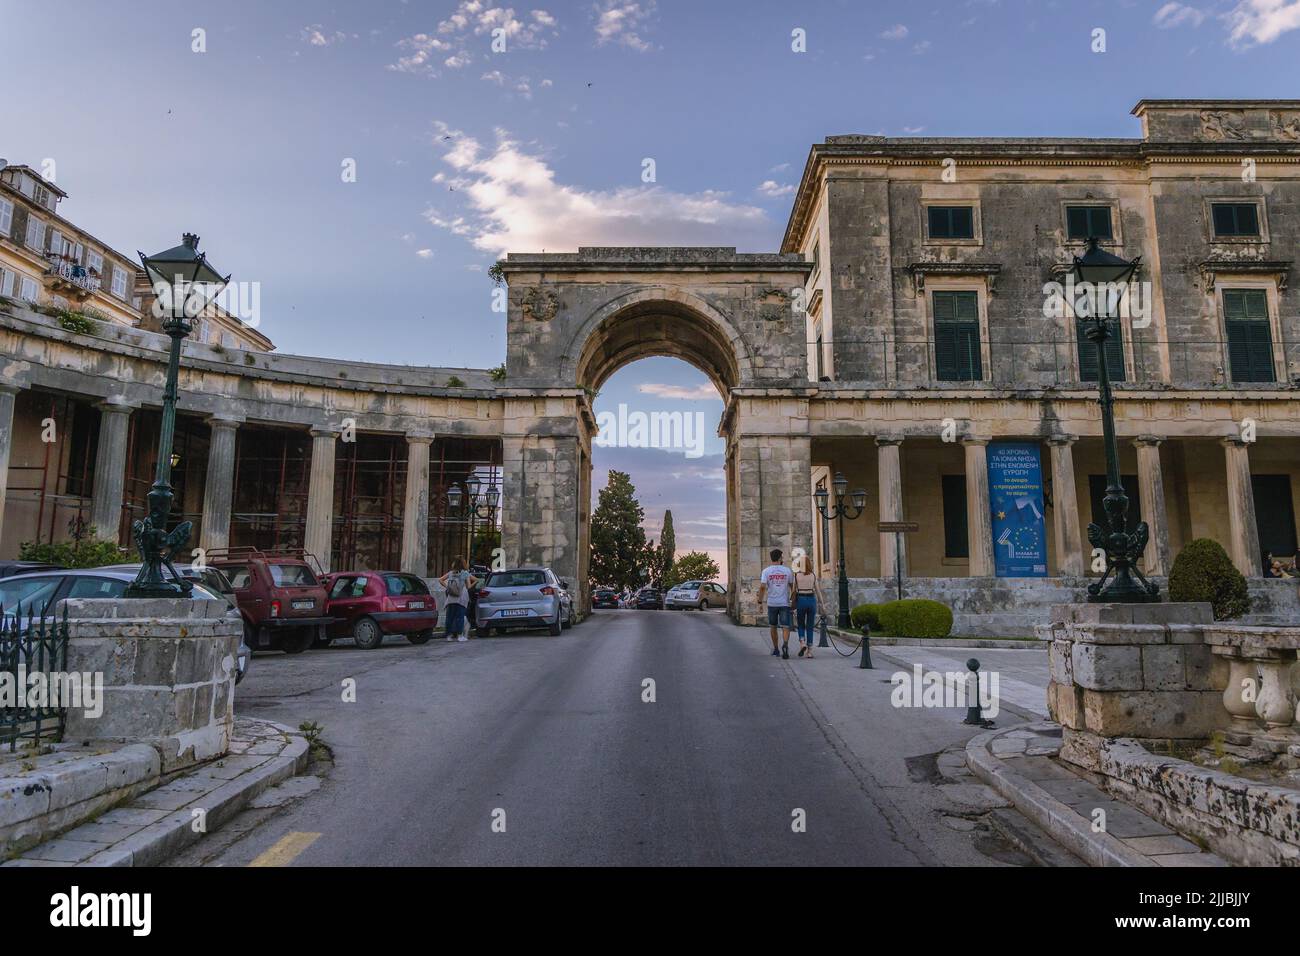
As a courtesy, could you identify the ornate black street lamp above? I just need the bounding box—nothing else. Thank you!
[463,476,501,520]
[1072,237,1159,603]
[125,234,229,598]
[814,472,868,628]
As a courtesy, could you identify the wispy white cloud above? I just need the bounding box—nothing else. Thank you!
[881,23,909,39]
[593,1,657,51]
[637,383,721,401]
[301,24,348,46]
[1153,2,1206,28]
[423,122,771,257]
[389,4,559,75]
[1225,0,1300,46]
[756,180,795,198]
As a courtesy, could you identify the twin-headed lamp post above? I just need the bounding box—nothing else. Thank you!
[814,472,868,629]
[124,234,229,598]
[1072,237,1160,604]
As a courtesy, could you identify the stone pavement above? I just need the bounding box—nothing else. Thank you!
[3,717,307,867]
[870,643,1052,720]
[967,723,1227,867]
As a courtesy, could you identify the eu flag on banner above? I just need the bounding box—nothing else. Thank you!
[986,442,1048,577]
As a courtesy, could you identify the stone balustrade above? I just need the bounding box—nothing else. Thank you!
[1200,623,1300,744]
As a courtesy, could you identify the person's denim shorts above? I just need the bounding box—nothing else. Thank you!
[767,605,792,627]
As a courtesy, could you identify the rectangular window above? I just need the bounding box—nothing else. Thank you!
[20,276,39,301]
[811,241,820,276]
[86,250,103,275]
[817,478,830,563]
[0,198,12,236]
[1211,202,1260,238]
[815,331,825,379]
[1076,320,1126,382]
[1223,288,1275,383]
[1253,475,1297,567]
[942,475,969,559]
[1087,475,1142,531]
[1066,205,1113,240]
[932,290,982,381]
[0,269,12,297]
[111,265,128,299]
[24,216,44,251]
[927,205,975,240]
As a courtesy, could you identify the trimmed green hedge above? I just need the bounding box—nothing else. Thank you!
[1168,538,1250,621]
[850,599,954,638]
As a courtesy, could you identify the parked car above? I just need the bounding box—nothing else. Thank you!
[321,571,437,649]
[0,560,64,579]
[206,548,332,655]
[467,563,491,628]
[0,567,250,682]
[635,587,664,610]
[592,587,621,609]
[474,567,573,637]
[666,580,728,610]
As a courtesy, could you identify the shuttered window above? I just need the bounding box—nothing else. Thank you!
[0,198,12,236]
[1211,202,1260,238]
[942,475,969,559]
[24,216,43,251]
[1066,205,1113,240]
[927,206,974,240]
[933,290,982,381]
[1076,319,1126,382]
[0,270,13,297]
[1223,289,1275,383]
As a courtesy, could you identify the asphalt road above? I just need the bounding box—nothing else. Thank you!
[172,608,1036,867]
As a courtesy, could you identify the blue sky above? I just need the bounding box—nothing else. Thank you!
[6,0,1298,576]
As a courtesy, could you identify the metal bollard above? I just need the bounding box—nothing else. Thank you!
[818,614,830,648]
[858,625,873,669]
[962,658,992,727]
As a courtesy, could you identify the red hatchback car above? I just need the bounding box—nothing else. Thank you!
[321,571,438,649]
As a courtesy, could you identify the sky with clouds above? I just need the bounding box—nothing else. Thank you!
[6,0,1298,578]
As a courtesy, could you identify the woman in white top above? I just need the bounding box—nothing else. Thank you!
[792,554,826,658]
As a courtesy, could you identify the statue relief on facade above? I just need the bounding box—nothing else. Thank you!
[1199,110,1248,141]
[1270,111,1300,142]
[521,287,559,321]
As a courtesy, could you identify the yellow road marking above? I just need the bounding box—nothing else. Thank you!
[248,831,322,867]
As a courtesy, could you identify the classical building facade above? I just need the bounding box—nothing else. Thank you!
[0,100,1297,631]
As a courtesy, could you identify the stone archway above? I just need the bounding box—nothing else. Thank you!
[496,247,814,623]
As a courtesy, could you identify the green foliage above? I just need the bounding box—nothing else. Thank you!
[19,530,124,569]
[53,309,97,335]
[446,375,466,387]
[850,599,953,638]
[488,363,507,382]
[850,603,884,630]
[487,261,506,285]
[1168,538,1250,621]
[470,527,501,567]
[589,470,647,591]
[663,551,720,590]
[878,599,954,639]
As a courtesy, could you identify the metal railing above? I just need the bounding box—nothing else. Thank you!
[0,606,70,752]
[44,254,101,294]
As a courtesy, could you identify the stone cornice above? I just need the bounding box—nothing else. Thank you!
[500,247,811,275]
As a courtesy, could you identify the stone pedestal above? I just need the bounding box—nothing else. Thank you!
[1038,602,1227,771]
[61,598,242,773]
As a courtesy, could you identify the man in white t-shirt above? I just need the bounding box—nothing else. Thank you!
[756,548,794,659]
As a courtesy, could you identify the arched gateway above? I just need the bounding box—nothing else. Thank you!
[496,247,813,621]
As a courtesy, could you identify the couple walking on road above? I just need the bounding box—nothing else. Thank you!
[756,548,827,660]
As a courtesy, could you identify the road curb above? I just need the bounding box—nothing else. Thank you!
[965,726,1154,868]
[826,628,1043,650]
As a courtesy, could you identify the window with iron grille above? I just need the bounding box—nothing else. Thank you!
[1211,202,1260,238]
[927,205,975,240]
[1066,205,1113,240]
[932,290,982,381]
[1076,319,1126,382]
[1223,288,1275,383]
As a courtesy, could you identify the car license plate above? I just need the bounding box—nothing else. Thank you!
[408,601,425,610]
[292,600,314,610]
[502,608,528,617]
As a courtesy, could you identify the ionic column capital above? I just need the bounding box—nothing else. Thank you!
[1046,433,1078,447]
[875,435,904,448]
[1132,434,1163,448]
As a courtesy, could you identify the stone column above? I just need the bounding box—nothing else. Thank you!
[0,385,18,549]
[1132,436,1171,576]
[199,415,240,553]
[1222,437,1261,577]
[962,438,994,576]
[400,434,433,576]
[90,398,135,541]
[876,436,907,578]
[305,428,338,573]
[1047,435,1084,576]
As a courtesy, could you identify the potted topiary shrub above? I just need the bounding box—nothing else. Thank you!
[875,598,954,639]
[1168,538,1250,621]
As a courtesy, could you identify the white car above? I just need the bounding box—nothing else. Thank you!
[665,580,727,610]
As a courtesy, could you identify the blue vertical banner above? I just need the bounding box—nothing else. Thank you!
[986,442,1048,577]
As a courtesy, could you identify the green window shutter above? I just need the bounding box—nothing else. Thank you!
[928,206,974,240]
[1067,206,1112,240]
[933,291,981,381]
[1224,289,1275,383]
[1076,320,1126,382]
[1212,202,1260,238]
[941,475,969,559]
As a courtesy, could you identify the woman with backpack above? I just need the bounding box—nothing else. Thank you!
[439,557,478,642]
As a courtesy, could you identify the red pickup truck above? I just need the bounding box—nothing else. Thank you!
[206,548,332,654]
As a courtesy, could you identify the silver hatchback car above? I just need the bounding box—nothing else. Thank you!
[474,567,573,637]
